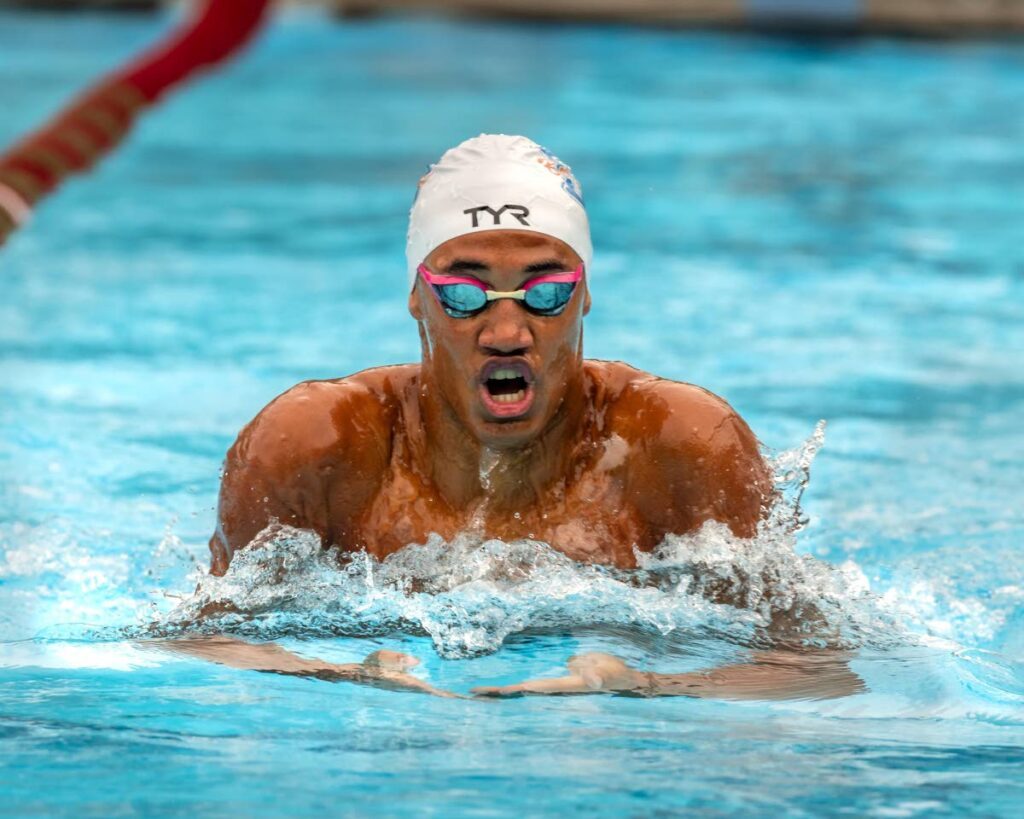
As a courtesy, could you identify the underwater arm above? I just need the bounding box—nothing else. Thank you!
[473,650,864,701]
[145,636,460,698]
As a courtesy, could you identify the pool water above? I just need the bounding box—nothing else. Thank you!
[2,9,1023,816]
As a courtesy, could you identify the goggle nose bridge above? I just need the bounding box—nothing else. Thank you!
[484,289,528,302]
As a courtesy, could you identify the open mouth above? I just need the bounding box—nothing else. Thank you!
[479,359,535,418]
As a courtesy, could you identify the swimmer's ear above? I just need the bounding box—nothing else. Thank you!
[582,284,591,317]
[408,283,424,321]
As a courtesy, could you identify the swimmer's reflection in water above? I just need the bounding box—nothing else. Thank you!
[160,135,863,701]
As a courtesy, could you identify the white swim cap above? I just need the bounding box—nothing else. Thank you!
[406,134,592,289]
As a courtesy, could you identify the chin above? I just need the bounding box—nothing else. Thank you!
[477,420,539,450]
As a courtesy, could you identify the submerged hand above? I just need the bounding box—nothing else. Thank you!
[472,652,650,697]
[472,649,865,701]
[346,649,461,697]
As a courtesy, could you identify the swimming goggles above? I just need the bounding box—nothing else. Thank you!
[417,264,584,319]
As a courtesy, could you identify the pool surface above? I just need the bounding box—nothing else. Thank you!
[1,9,1023,816]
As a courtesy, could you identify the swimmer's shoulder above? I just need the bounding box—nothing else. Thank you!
[587,360,753,453]
[591,361,770,536]
[211,367,417,572]
[231,364,419,474]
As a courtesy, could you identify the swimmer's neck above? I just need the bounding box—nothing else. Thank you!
[405,365,592,512]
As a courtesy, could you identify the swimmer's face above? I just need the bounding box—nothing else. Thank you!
[410,231,590,449]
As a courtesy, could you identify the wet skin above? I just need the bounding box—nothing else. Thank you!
[195,230,861,700]
[208,231,771,576]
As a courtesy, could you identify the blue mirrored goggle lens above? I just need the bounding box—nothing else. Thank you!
[434,283,487,315]
[524,282,576,313]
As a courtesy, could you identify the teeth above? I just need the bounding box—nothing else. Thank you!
[492,390,526,404]
[490,368,521,381]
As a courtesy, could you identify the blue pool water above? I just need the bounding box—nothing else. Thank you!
[2,9,1023,816]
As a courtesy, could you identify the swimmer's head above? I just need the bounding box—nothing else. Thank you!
[406,134,592,289]
[408,136,592,449]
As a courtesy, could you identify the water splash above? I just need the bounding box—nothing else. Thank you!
[146,423,904,657]
[766,418,826,534]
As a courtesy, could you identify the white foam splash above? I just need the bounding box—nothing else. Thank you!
[148,423,906,658]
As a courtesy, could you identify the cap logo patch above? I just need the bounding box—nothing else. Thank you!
[463,204,531,228]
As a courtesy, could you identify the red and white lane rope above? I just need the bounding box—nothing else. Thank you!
[0,0,272,247]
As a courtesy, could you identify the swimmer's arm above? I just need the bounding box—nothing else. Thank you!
[208,444,309,577]
[208,389,335,573]
[208,380,388,575]
[209,393,328,575]
[143,636,460,698]
[472,650,864,701]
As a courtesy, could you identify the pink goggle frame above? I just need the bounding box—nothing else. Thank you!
[417,263,584,316]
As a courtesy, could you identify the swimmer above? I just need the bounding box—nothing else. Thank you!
[170,135,860,699]
[210,134,770,575]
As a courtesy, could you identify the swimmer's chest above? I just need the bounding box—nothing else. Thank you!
[340,460,651,568]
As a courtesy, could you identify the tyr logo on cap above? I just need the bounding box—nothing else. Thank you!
[463,204,531,228]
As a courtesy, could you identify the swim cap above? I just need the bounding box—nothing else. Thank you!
[406,134,592,289]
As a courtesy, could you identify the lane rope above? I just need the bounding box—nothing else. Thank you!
[0,184,33,227]
[0,0,271,248]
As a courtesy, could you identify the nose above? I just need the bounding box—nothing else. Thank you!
[477,299,533,354]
